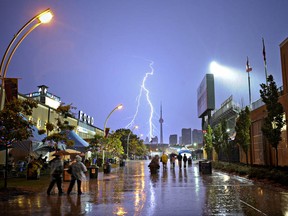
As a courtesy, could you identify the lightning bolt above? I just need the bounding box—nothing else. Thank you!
[126,60,155,141]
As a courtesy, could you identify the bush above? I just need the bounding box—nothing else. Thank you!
[212,161,288,187]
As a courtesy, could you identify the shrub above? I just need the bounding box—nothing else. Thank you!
[212,161,288,187]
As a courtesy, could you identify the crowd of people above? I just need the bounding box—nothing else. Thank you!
[148,152,192,173]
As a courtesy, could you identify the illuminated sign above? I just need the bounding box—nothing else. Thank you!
[78,110,94,125]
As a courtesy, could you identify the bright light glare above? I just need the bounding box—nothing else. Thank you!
[208,60,254,106]
[209,61,240,83]
[117,104,123,110]
[38,11,53,23]
[209,61,233,78]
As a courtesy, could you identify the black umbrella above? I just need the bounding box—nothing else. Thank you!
[170,152,177,158]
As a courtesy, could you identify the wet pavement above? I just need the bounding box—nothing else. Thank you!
[1,160,288,215]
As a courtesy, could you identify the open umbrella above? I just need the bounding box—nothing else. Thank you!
[52,150,71,156]
[170,152,178,157]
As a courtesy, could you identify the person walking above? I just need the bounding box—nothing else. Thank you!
[177,153,183,169]
[47,154,64,195]
[183,154,188,168]
[171,155,176,169]
[67,155,87,195]
[161,153,168,169]
[148,155,160,174]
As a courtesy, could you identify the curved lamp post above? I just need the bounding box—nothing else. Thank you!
[102,104,123,165]
[0,8,53,109]
[127,125,138,160]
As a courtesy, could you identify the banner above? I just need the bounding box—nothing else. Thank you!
[4,78,18,102]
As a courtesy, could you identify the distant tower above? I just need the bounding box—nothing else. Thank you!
[159,103,164,144]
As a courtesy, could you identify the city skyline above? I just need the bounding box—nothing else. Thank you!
[1,1,288,143]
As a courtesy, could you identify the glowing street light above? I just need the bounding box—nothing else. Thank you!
[0,8,53,109]
[127,125,138,160]
[102,104,123,164]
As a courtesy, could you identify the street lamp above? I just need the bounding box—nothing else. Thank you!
[127,125,138,160]
[102,104,123,164]
[0,8,53,109]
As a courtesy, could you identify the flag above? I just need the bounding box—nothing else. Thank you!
[4,78,18,102]
[262,38,266,65]
[104,128,110,138]
[246,57,252,72]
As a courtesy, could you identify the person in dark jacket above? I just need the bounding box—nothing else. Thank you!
[183,154,188,168]
[177,153,183,169]
[148,155,160,174]
[47,154,64,195]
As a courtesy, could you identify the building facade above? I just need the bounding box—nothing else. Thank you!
[192,129,203,145]
[169,134,178,145]
[246,37,288,166]
[23,85,102,141]
[181,128,191,145]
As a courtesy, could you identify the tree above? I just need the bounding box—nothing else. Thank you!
[235,106,251,165]
[107,133,124,158]
[213,123,222,160]
[260,75,285,167]
[221,119,230,162]
[203,125,213,160]
[42,103,76,149]
[102,132,124,159]
[114,128,148,159]
[0,98,37,188]
[88,134,103,163]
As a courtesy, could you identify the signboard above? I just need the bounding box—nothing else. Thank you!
[78,110,94,125]
[197,74,215,118]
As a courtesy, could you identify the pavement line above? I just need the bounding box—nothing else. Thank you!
[240,200,267,216]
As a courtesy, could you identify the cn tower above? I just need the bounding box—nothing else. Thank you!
[159,103,164,144]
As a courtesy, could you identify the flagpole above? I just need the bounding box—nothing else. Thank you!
[246,56,252,106]
[262,38,268,85]
[248,71,251,105]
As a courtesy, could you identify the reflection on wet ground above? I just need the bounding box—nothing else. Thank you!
[1,160,288,215]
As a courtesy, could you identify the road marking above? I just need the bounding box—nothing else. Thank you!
[240,200,267,215]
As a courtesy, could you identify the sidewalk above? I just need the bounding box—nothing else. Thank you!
[1,160,285,215]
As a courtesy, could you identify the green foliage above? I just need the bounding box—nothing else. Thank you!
[260,75,285,166]
[43,103,76,147]
[0,98,38,189]
[213,123,222,159]
[89,134,103,157]
[221,119,231,162]
[235,106,251,164]
[203,125,213,159]
[88,133,124,159]
[104,132,124,158]
[0,98,38,145]
[213,161,288,186]
[114,129,148,158]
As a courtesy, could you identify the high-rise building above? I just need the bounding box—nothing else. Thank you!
[169,134,177,145]
[181,128,191,145]
[151,136,158,144]
[192,129,203,145]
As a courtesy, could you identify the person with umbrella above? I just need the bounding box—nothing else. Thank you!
[47,153,64,195]
[67,155,87,195]
[170,153,176,169]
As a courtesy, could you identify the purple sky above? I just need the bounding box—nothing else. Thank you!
[1,1,288,143]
